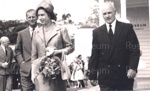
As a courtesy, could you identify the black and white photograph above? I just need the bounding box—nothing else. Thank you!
[0,0,150,91]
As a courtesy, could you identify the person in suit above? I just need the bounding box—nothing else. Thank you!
[31,0,74,91]
[0,36,13,91]
[88,1,140,91]
[15,9,38,91]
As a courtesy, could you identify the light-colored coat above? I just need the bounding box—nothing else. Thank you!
[31,23,74,91]
[32,23,74,61]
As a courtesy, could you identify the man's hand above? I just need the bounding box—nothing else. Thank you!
[127,69,137,79]
[90,80,98,86]
[2,62,8,68]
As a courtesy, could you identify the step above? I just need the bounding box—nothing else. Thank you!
[134,77,150,90]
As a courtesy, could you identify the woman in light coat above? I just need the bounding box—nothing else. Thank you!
[31,0,74,91]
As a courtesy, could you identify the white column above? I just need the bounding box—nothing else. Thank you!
[120,0,130,23]
[149,0,150,29]
[99,0,105,26]
[120,0,126,19]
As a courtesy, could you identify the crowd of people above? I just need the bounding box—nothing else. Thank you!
[0,0,141,91]
[68,55,91,88]
[62,13,73,24]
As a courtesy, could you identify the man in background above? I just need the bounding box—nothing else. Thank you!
[15,9,38,91]
[0,36,13,91]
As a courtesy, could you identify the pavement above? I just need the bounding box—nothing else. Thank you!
[12,87,96,91]
[12,77,150,91]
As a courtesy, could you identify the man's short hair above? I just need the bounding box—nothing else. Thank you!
[0,36,9,43]
[101,1,116,11]
[26,9,35,17]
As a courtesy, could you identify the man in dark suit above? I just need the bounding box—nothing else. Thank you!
[89,1,140,91]
[15,9,38,91]
[0,36,13,91]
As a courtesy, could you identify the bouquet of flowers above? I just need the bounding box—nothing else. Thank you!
[39,56,61,81]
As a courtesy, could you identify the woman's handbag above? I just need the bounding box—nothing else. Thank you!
[61,52,71,80]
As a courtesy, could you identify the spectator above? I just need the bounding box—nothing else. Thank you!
[0,36,13,91]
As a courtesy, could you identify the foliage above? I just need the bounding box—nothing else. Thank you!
[12,22,28,32]
[0,20,27,44]
[0,20,26,32]
[79,0,99,28]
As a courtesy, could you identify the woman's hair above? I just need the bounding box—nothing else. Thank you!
[36,7,57,21]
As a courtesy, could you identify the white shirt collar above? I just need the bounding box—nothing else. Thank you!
[29,26,34,36]
[106,19,116,34]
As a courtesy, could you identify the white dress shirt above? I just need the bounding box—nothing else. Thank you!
[106,19,117,34]
[29,26,34,37]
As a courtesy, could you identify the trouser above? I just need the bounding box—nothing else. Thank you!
[0,75,12,91]
[79,80,85,88]
[99,81,134,91]
[20,73,34,91]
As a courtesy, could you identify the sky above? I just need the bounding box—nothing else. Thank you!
[0,0,42,20]
[0,0,97,21]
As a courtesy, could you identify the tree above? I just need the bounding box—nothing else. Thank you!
[79,0,99,28]
[0,20,27,44]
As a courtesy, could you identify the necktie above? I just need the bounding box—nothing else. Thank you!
[31,28,35,40]
[109,24,113,40]
[5,47,7,56]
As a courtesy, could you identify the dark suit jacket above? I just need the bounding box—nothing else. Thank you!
[89,21,140,87]
[15,26,33,77]
[0,46,13,75]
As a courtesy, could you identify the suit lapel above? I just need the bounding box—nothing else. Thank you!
[0,46,7,62]
[0,46,6,56]
[24,27,32,49]
[46,24,60,45]
[107,21,123,62]
[101,24,111,44]
[111,21,122,46]
[37,26,44,42]
[100,25,112,63]
[98,24,112,51]
[37,24,60,47]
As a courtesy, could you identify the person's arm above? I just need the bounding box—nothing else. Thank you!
[127,24,140,78]
[88,29,99,80]
[15,32,24,65]
[127,24,140,71]
[53,27,74,55]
